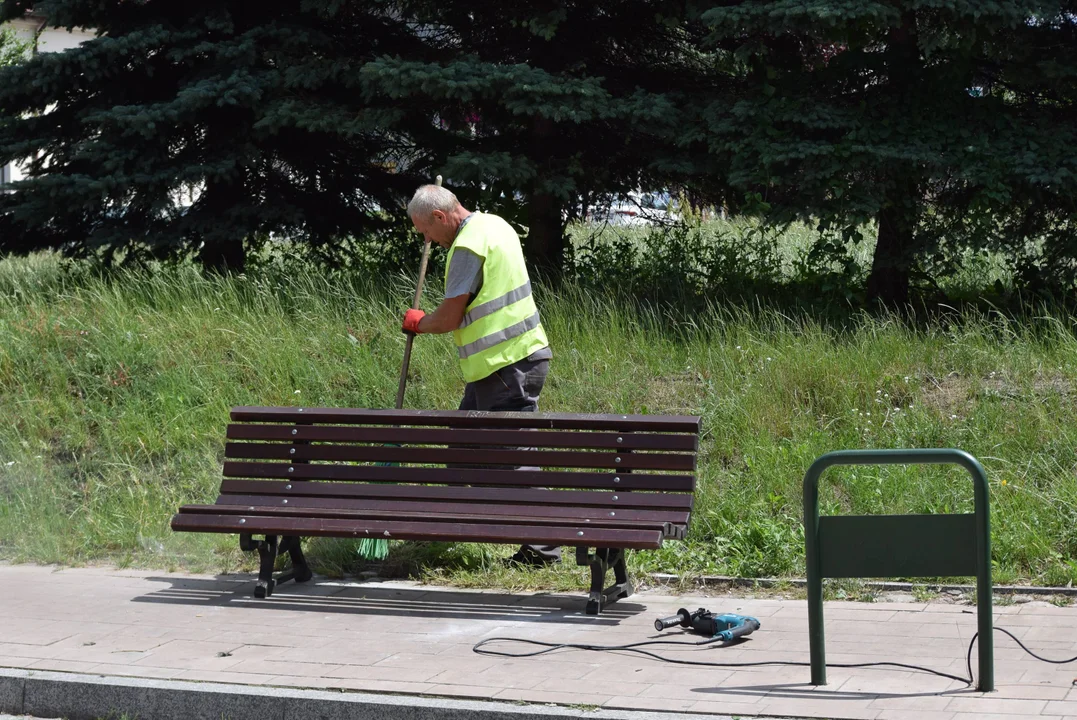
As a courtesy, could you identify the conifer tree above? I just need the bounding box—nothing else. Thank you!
[6,0,1073,297]
[694,1,1077,302]
[0,0,424,271]
[357,0,710,273]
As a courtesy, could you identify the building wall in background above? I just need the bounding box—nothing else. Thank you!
[1,18,95,185]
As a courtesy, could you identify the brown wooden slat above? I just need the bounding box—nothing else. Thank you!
[213,493,690,527]
[219,479,694,511]
[170,513,664,549]
[222,461,696,492]
[225,442,695,472]
[178,504,674,535]
[227,424,698,452]
[231,406,701,433]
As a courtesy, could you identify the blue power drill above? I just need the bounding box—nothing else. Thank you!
[654,608,760,641]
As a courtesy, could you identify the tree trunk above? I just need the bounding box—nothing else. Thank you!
[196,177,246,274]
[198,235,246,274]
[527,188,564,277]
[525,116,565,277]
[866,203,913,306]
[865,12,920,307]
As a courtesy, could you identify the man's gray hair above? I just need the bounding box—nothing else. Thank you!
[408,184,460,218]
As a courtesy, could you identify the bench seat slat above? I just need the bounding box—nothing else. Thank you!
[227,424,698,451]
[225,443,695,471]
[179,504,678,535]
[215,494,690,526]
[171,513,665,549]
[219,479,694,510]
[223,461,696,492]
[232,406,701,433]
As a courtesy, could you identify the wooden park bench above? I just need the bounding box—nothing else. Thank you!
[171,406,701,614]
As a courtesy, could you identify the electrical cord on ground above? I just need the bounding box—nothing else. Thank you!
[473,636,971,684]
[475,626,1077,688]
[964,627,1077,686]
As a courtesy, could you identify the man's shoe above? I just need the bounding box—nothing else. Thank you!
[501,547,559,568]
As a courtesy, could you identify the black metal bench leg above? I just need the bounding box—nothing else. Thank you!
[240,534,312,599]
[578,547,634,615]
[585,548,609,615]
[612,549,633,598]
[253,534,278,599]
[600,548,633,610]
[276,535,313,585]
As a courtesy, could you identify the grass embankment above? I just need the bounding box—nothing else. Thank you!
[1,251,1075,589]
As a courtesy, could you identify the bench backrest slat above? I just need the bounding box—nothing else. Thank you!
[223,461,695,492]
[219,479,694,510]
[225,442,695,472]
[231,406,701,432]
[227,424,698,451]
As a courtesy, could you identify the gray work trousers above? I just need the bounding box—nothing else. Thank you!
[458,354,560,563]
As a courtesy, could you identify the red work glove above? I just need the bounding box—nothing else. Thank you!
[402,309,425,334]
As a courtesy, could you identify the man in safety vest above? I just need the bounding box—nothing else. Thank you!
[401,184,559,567]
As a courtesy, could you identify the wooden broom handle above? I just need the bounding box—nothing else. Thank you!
[395,174,442,409]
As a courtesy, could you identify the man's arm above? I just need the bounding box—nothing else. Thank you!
[402,246,481,335]
[416,293,469,334]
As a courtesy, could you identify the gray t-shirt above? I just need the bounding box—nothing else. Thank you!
[445,247,485,300]
[445,232,551,362]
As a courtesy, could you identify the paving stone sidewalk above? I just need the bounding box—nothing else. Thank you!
[1,564,1076,720]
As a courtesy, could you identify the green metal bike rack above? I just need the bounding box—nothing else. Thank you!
[803,449,993,691]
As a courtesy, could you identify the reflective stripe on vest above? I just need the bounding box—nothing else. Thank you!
[459,280,532,330]
[457,310,541,359]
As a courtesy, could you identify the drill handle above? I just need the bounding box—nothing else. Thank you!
[654,613,684,631]
[653,608,692,631]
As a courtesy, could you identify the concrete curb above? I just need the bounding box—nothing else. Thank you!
[649,573,1077,597]
[0,668,751,720]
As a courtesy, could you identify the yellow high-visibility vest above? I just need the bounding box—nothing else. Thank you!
[445,213,548,382]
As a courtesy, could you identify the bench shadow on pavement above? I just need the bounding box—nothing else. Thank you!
[132,575,641,626]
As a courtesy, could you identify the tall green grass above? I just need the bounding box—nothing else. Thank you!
[2,250,1076,586]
